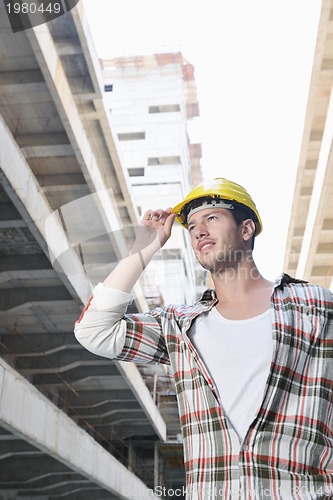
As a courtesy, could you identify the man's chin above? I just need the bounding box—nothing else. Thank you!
[198,258,238,278]
[198,259,226,274]
[196,254,214,271]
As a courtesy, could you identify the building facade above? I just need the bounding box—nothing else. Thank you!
[102,53,204,307]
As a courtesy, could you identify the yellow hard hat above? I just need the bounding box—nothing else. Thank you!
[172,178,263,235]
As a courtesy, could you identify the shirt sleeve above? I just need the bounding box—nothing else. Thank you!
[74,283,169,364]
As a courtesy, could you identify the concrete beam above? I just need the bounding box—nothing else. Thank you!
[32,360,120,376]
[0,287,72,311]
[57,389,134,407]
[0,70,44,85]
[0,333,77,356]
[16,351,113,374]
[0,453,72,482]
[56,39,83,57]
[16,133,69,147]
[21,358,110,376]
[32,364,122,386]
[0,81,47,95]
[16,483,100,498]
[65,3,104,98]
[0,254,52,271]
[30,304,59,332]
[0,439,41,458]
[94,421,158,440]
[79,409,144,422]
[0,203,21,221]
[0,358,159,499]
[37,173,85,186]
[4,476,86,492]
[67,401,138,418]
[116,361,167,442]
[22,144,73,158]
[0,270,58,283]
[296,89,333,279]
[0,120,92,305]
[74,93,100,102]
[0,219,26,229]
[284,0,333,274]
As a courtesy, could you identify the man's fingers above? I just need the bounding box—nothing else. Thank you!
[143,209,172,224]
[163,212,176,232]
[139,208,176,246]
[144,209,163,221]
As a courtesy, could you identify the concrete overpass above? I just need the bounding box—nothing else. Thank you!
[0,2,183,498]
[284,0,333,290]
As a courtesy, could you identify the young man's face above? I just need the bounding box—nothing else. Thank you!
[187,207,252,274]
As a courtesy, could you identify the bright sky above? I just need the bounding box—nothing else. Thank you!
[81,0,322,280]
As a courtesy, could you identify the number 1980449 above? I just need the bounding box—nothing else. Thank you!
[6,2,62,14]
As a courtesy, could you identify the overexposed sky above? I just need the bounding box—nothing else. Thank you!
[81,0,322,280]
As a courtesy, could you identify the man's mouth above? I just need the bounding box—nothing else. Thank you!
[198,241,215,252]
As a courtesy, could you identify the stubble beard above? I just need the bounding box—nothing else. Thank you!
[197,244,244,274]
[197,243,255,284]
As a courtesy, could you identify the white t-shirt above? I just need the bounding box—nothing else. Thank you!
[189,306,273,441]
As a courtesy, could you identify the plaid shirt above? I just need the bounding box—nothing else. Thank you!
[75,274,333,499]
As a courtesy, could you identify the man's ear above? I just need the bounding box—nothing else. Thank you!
[241,219,256,241]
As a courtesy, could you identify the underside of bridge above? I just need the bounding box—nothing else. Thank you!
[0,3,184,499]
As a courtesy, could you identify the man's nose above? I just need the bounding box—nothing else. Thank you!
[194,223,209,239]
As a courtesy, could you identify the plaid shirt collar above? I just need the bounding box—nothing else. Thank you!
[197,273,308,305]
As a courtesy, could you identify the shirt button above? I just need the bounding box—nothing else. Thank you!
[242,445,249,452]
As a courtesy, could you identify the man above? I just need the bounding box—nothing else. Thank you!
[75,178,333,499]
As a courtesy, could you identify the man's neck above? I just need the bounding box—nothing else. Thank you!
[211,263,274,320]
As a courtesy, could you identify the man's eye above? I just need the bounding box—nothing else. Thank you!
[188,225,195,232]
[207,216,217,221]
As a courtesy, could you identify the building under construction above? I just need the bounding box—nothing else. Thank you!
[0,0,333,499]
